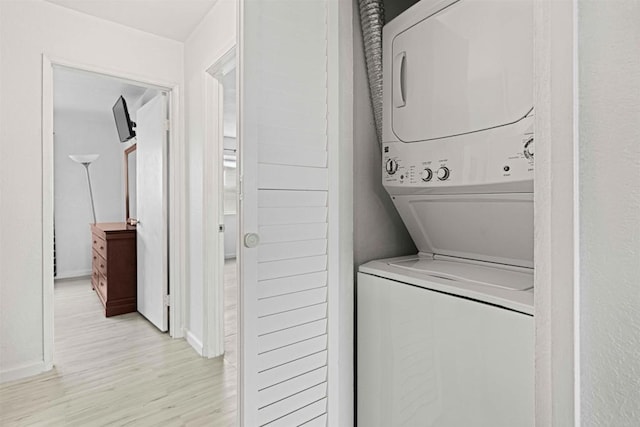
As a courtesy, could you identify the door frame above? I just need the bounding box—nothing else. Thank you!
[42,54,186,369]
[202,44,237,358]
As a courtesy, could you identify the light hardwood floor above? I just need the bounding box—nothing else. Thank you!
[0,263,239,426]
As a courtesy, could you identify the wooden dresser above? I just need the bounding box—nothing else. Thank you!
[91,223,137,317]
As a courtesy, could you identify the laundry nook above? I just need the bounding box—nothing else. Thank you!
[357,0,535,424]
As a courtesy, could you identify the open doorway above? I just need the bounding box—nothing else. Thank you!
[202,47,238,366]
[52,66,172,362]
[221,67,238,368]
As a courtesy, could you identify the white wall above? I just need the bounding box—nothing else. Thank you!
[578,1,640,424]
[352,3,416,268]
[54,110,126,278]
[0,0,182,381]
[183,0,236,345]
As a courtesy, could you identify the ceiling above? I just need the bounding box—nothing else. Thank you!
[54,67,150,114]
[44,0,219,41]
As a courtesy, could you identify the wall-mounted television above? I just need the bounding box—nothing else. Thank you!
[112,96,136,143]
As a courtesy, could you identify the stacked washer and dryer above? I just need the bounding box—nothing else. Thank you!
[357,0,535,425]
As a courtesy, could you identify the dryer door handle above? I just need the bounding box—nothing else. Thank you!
[393,51,407,108]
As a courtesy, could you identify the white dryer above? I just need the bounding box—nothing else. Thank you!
[357,0,535,425]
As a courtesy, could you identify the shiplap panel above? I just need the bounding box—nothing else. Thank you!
[261,86,328,114]
[257,125,327,150]
[258,288,327,318]
[258,239,327,263]
[257,304,327,337]
[258,50,326,80]
[258,190,327,208]
[260,17,326,52]
[301,414,328,426]
[258,272,327,299]
[258,165,328,191]
[257,102,327,132]
[258,255,327,281]
[260,17,325,43]
[260,2,325,25]
[258,335,327,373]
[260,224,328,244]
[258,351,328,391]
[258,367,328,409]
[258,320,327,354]
[258,383,327,426]
[259,143,327,168]
[263,398,327,427]
[258,207,327,226]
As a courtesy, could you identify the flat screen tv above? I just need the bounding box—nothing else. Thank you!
[112,96,136,143]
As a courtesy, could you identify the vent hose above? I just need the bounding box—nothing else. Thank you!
[358,0,385,144]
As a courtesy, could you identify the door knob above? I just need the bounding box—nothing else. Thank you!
[244,233,260,248]
[128,218,140,226]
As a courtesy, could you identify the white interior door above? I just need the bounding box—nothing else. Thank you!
[239,1,331,425]
[136,94,168,332]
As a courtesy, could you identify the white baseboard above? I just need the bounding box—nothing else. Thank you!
[0,360,50,384]
[184,328,204,357]
[55,269,92,280]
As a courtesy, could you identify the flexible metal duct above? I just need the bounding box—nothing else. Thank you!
[358,0,385,144]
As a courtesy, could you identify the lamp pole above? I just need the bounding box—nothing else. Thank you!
[82,163,97,224]
[69,154,100,224]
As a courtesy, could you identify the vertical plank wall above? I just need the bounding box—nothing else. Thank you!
[239,0,330,425]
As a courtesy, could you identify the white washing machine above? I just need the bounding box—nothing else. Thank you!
[357,0,535,425]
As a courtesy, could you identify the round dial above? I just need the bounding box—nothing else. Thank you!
[524,137,534,159]
[421,168,433,182]
[385,159,398,175]
[436,166,450,181]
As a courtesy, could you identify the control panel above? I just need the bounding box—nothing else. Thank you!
[383,116,534,194]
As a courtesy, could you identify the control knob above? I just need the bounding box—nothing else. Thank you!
[385,159,398,175]
[436,166,450,181]
[524,137,534,159]
[421,168,433,182]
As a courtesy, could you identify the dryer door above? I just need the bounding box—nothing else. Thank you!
[391,0,533,142]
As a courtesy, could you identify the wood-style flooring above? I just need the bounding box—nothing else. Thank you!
[0,260,239,426]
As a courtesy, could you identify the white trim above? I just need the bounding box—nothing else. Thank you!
[0,361,49,384]
[571,0,581,422]
[184,328,205,357]
[237,1,248,424]
[41,55,186,366]
[532,1,577,425]
[54,270,92,280]
[42,55,55,373]
[327,0,354,426]
[202,43,236,359]
[167,84,186,339]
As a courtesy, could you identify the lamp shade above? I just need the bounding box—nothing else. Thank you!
[69,154,99,164]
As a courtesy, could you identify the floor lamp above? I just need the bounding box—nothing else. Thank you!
[69,154,100,224]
